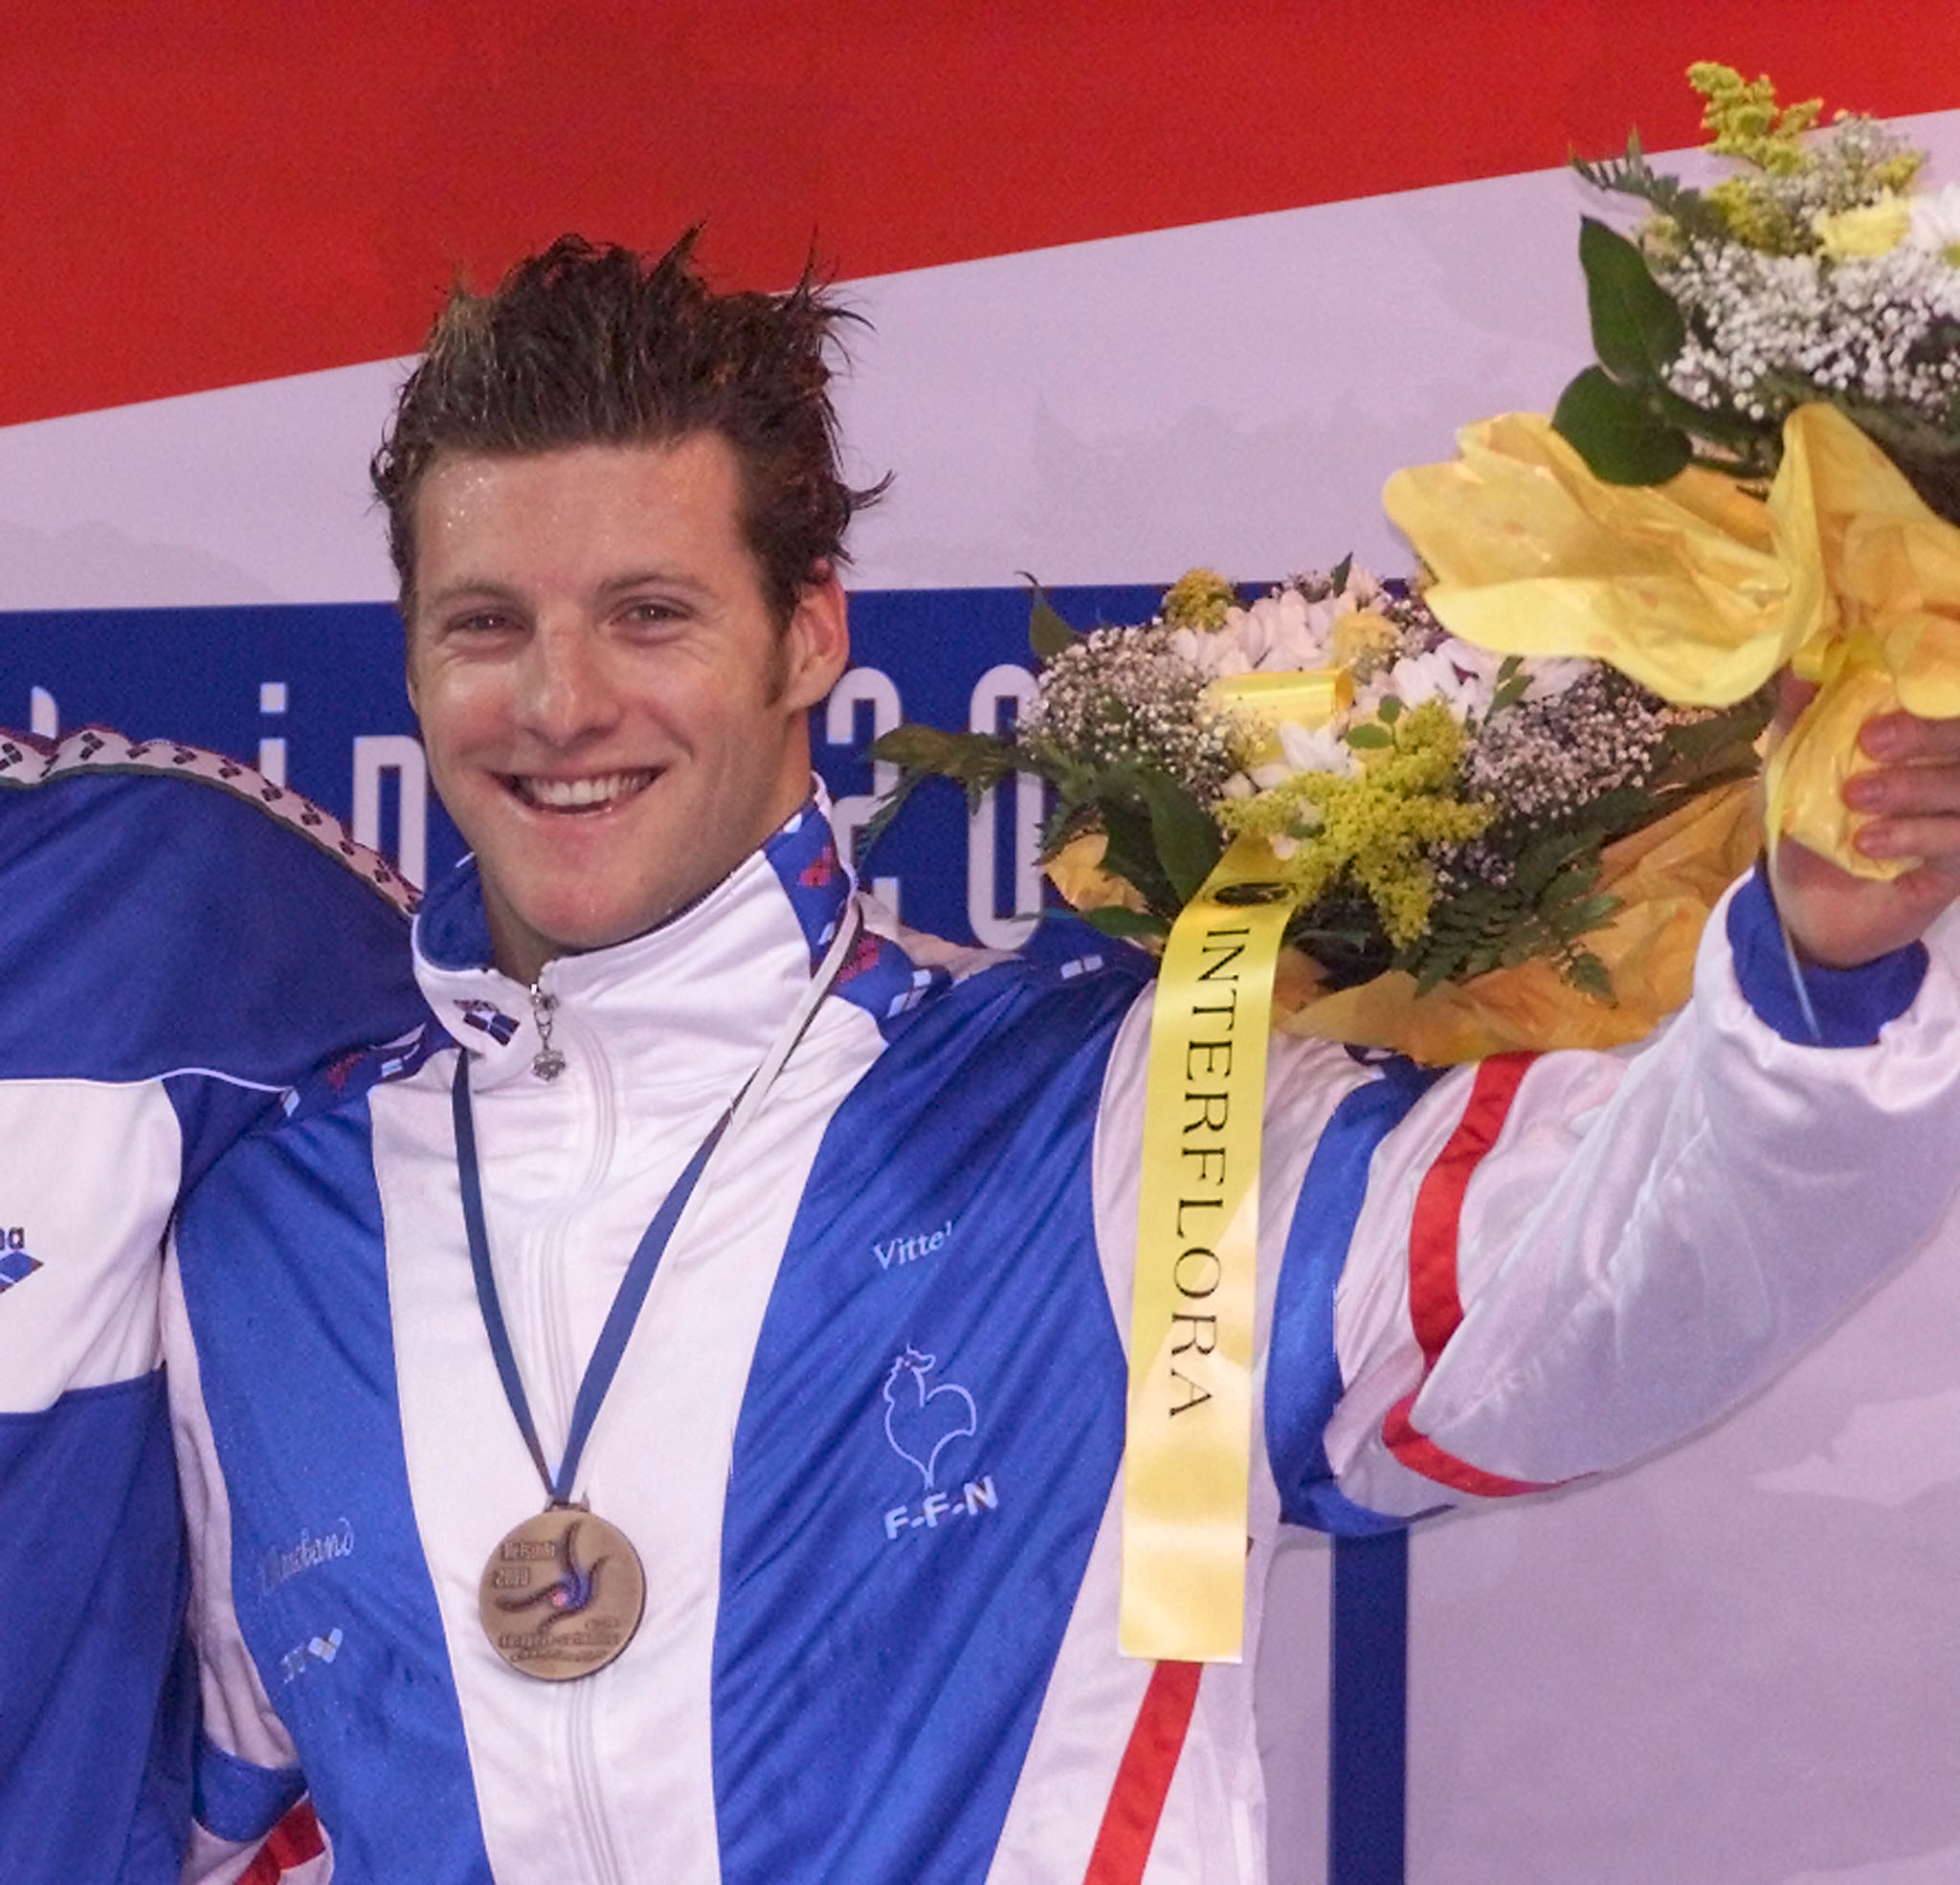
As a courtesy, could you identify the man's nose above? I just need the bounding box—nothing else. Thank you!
[515,618,616,745]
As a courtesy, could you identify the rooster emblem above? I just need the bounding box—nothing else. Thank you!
[493,1519,605,1624]
[881,1346,977,1491]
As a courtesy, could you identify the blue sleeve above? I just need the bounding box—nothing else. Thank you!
[1726,863,1927,1048]
[1264,1055,1440,1536]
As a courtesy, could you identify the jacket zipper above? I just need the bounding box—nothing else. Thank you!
[515,975,633,1884]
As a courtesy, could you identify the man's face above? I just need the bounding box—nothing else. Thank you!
[405,433,848,983]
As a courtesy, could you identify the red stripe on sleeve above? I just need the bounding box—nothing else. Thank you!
[1382,1053,1564,1498]
[238,1801,323,1883]
[1082,1660,1203,1885]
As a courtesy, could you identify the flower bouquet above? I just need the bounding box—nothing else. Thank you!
[1385,64,1960,894]
[872,566,1769,1064]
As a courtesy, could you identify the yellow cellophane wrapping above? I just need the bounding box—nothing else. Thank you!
[1384,403,1960,881]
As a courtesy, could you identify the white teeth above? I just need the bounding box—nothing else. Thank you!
[516,771,653,809]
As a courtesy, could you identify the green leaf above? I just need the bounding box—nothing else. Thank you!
[1376,695,1403,723]
[878,724,1018,775]
[1553,366,1694,486]
[1514,828,1597,899]
[1566,950,1616,1003]
[1135,768,1225,905]
[1560,894,1620,935]
[1346,722,1392,749]
[856,769,925,859]
[1328,552,1354,595]
[1489,654,1531,714]
[1099,802,1176,914]
[1078,904,1170,941]
[1576,216,1685,384]
[1019,572,1079,664]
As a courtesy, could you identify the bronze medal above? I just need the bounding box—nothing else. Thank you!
[478,1506,646,1681]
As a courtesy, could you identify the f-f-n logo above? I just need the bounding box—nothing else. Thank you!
[881,1345,976,1490]
[880,1344,999,1544]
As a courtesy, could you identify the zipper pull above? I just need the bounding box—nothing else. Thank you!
[527,981,567,1082]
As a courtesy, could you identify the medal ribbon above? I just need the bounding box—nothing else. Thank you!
[1120,834,1295,1663]
[451,906,863,1511]
[454,1062,733,1504]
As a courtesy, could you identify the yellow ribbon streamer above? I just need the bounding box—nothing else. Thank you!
[1384,403,1960,879]
[1122,834,1294,1662]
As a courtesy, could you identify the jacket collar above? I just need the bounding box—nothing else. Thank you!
[414,796,857,1094]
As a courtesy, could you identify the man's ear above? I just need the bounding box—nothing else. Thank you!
[779,568,851,712]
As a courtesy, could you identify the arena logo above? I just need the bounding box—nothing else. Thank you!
[0,1227,39,1295]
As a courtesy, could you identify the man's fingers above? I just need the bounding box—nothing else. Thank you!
[1860,711,1960,764]
[1772,672,1820,738]
[1855,813,1960,865]
[1846,762,1960,818]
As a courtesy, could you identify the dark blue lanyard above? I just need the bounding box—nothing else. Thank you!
[451,1053,733,1507]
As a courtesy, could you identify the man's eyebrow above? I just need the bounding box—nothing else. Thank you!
[593,567,712,600]
[418,579,526,612]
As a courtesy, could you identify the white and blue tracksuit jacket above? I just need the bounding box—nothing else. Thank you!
[167,798,1960,1885]
[0,728,429,1885]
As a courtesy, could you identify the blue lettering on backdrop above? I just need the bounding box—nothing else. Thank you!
[0,586,1165,946]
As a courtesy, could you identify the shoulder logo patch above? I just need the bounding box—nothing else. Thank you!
[456,999,519,1045]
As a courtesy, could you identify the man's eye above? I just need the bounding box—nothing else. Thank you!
[623,599,688,628]
[448,611,517,638]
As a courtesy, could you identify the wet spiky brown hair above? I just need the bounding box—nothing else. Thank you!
[371,231,887,621]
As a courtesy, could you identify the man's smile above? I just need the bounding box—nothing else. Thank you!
[505,770,657,812]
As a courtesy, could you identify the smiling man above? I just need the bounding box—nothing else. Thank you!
[402,433,847,985]
[166,234,1960,1885]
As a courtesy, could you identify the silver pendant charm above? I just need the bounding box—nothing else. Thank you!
[527,983,566,1081]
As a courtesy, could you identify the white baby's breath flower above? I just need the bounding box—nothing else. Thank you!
[1659,236,1960,425]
